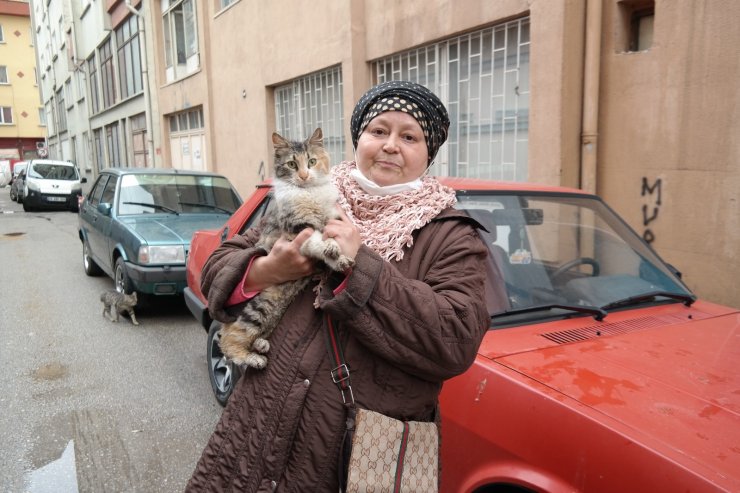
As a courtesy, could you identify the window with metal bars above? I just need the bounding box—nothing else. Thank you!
[373,17,530,181]
[274,66,345,166]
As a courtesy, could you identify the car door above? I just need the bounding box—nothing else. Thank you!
[81,175,114,271]
[92,176,118,270]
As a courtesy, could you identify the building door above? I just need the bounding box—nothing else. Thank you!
[168,107,206,171]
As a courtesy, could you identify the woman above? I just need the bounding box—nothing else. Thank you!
[187,80,490,492]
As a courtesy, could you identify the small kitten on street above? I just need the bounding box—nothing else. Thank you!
[100,290,139,326]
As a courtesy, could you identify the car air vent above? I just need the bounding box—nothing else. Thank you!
[540,312,711,344]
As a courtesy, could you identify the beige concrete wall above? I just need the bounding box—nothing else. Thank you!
[201,0,584,198]
[153,0,213,173]
[152,0,738,306]
[598,0,740,308]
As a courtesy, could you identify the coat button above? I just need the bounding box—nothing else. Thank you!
[271,480,277,490]
[304,379,310,387]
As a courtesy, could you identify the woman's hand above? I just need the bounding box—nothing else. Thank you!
[323,207,362,260]
[245,229,317,289]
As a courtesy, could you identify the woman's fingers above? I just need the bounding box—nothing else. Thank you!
[323,211,361,259]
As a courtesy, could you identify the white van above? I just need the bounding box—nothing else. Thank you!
[23,159,87,212]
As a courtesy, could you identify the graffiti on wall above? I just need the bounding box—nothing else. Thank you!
[641,177,662,244]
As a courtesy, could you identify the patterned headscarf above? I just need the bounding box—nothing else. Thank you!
[350,80,450,166]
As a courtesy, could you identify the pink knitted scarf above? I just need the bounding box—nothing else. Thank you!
[332,161,457,262]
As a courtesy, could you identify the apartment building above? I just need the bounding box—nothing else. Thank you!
[0,0,45,164]
[27,0,739,307]
[148,0,738,307]
[29,0,161,180]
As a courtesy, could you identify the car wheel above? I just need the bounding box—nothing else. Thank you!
[9,188,15,201]
[114,257,134,294]
[22,200,31,212]
[208,321,242,407]
[82,240,103,276]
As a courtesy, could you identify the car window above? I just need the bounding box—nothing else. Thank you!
[100,176,117,205]
[118,173,241,216]
[87,176,108,207]
[455,192,691,320]
[13,163,27,176]
[238,194,273,235]
[29,163,79,180]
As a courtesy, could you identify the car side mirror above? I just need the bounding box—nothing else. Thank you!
[97,203,112,216]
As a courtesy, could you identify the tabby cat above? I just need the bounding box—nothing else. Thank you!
[100,290,139,326]
[218,127,353,369]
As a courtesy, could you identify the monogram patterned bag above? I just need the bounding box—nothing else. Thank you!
[345,408,438,492]
[324,315,439,493]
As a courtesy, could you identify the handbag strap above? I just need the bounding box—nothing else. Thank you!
[323,313,355,407]
[323,313,357,493]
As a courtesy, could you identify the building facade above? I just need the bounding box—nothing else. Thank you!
[0,0,45,164]
[29,0,161,183]
[28,0,740,308]
[148,0,738,308]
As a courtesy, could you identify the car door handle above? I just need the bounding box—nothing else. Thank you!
[220,227,229,243]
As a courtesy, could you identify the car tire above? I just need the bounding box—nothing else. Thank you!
[82,240,103,276]
[22,200,31,212]
[114,256,134,294]
[9,187,15,201]
[207,321,242,407]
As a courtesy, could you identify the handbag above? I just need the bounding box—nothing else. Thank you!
[324,314,439,493]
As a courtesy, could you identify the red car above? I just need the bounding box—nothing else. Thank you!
[184,178,740,492]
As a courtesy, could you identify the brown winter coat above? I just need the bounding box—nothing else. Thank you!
[186,208,490,492]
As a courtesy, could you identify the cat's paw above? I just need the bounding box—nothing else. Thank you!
[242,353,268,370]
[322,240,341,260]
[332,255,355,273]
[252,338,270,354]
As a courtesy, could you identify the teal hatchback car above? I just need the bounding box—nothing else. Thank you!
[78,168,242,296]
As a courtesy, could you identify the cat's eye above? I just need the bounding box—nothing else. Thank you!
[308,158,317,167]
[287,161,298,169]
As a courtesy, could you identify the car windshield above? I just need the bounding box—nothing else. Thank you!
[117,173,241,216]
[29,163,78,180]
[455,192,693,325]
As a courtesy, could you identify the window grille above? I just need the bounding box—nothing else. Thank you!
[274,66,345,166]
[373,17,530,181]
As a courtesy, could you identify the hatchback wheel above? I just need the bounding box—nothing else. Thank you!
[208,321,242,407]
[82,240,103,276]
[114,257,134,294]
[9,187,16,201]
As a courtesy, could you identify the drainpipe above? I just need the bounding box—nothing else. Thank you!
[580,0,602,194]
[124,0,155,168]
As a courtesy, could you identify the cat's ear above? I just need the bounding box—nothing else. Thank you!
[272,132,291,150]
[308,127,324,147]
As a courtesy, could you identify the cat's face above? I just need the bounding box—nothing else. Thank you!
[272,128,330,187]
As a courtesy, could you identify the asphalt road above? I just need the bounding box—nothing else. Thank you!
[0,190,222,492]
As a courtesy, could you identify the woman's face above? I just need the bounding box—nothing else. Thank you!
[356,111,429,187]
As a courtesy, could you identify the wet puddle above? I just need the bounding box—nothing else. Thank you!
[25,440,79,493]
